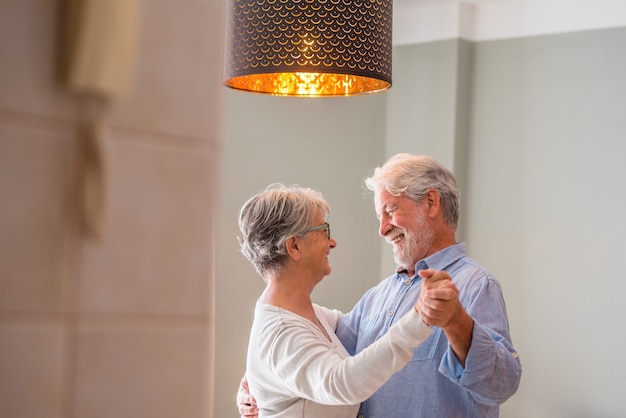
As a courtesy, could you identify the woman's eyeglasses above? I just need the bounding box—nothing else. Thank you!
[303,222,331,239]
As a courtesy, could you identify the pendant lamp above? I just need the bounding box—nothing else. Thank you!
[223,0,393,97]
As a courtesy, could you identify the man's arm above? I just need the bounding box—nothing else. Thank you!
[236,375,258,418]
[419,268,522,405]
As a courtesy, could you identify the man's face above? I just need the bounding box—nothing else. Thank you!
[374,187,434,273]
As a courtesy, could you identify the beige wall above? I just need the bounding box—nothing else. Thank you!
[0,1,224,417]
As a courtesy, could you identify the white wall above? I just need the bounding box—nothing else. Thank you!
[466,28,626,417]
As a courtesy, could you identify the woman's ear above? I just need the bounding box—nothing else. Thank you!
[285,236,302,261]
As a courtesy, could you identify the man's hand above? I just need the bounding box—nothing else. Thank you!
[236,375,258,418]
[416,268,474,366]
[416,268,460,328]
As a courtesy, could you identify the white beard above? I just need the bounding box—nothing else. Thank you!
[392,212,434,273]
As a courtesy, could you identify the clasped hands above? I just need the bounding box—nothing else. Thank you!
[415,268,460,329]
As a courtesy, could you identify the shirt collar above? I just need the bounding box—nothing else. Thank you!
[395,242,467,279]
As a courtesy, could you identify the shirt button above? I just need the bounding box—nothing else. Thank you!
[388,310,394,316]
[405,279,411,286]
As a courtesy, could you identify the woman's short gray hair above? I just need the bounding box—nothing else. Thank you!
[238,183,330,277]
[364,154,460,230]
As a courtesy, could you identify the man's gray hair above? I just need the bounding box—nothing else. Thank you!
[364,154,460,230]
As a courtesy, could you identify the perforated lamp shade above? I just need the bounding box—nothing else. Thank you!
[223,0,392,97]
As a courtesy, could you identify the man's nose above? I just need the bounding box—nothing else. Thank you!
[378,215,391,237]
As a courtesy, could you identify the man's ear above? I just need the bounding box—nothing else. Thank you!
[285,236,302,261]
[426,188,441,212]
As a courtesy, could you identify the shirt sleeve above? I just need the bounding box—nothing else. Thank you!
[439,276,522,405]
[270,308,432,405]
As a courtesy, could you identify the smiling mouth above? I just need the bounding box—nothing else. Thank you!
[389,234,404,245]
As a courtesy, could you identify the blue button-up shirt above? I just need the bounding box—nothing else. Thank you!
[336,243,522,418]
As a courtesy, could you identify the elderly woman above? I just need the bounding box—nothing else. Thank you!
[238,183,457,418]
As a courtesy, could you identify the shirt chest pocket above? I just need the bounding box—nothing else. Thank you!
[411,327,442,361]
[357,313,382,346]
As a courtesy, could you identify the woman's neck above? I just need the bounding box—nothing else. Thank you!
[260,275,323,326]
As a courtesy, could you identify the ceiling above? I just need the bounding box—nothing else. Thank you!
[393,0,626,45]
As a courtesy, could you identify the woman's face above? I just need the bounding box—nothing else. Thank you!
[302,214,336,281]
